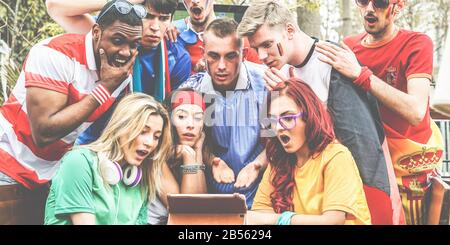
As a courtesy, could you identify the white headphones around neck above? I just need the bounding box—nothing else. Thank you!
[101,159,142,187]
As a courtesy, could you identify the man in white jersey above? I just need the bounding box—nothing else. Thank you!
[0,0,143,224]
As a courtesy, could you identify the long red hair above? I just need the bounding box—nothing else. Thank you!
[266,78,335,213]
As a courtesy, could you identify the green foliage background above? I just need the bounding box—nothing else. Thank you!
[0,0,448,104]
[1,0,63,64]
[0,0,63,103]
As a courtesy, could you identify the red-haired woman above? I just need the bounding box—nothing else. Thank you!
[246,78,371,225]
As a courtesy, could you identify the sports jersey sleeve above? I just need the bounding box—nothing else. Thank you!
[24,45,72,95]
[179,72,205,90]
[251,164,275,211]
[52,149,95,218]
[405,34,433,81]
[170,44,192,89]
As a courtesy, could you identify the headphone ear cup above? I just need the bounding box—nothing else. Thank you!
[101,160,123,186]
[122,165,142,187]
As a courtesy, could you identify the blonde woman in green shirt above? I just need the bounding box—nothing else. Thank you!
[44,93,172,225]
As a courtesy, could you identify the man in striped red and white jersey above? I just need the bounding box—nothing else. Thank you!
[0,0,144,224]
[46,0,192,145]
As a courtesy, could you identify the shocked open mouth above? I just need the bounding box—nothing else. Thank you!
[279,135,291,145]
[365,16,378,24]
[191,6,203,16]
[136,150,149,157]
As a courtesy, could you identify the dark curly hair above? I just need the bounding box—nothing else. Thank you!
[96,0,143,30]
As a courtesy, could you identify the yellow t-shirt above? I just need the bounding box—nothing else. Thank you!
[252,143,371,225]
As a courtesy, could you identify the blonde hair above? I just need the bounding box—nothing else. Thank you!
[238,0,297,37]
[82,93,172,203]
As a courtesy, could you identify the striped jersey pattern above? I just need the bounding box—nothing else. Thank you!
[0,32,130,189]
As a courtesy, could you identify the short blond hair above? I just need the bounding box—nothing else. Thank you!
[238,0,297,37]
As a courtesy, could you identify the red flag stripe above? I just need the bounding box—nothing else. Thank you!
[0,95,72,161]
[97,84,111,97]
[25,72,69,94]
[0,148,49,189]
[45,33,88,67]
[92,89,107,104]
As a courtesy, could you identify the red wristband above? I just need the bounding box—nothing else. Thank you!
[91,84,111,105]
[353,66,373,92]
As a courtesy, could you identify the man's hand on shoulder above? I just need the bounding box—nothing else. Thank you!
[315,41,362,80]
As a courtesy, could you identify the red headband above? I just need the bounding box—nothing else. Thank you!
[171,91,206,112]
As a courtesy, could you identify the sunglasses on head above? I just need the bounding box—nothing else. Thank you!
[97,0,147,22]
[355,0,397,9]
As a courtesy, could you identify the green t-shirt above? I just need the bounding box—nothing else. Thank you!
[44,148,148,225]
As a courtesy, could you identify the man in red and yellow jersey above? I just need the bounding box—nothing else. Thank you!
[316,0,444,224]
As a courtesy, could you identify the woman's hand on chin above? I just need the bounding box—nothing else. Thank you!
[177,144,197,164]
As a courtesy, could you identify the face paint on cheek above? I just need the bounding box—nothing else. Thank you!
[277,43,284,56]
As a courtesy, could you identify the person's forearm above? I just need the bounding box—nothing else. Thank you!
[46,0,105,34]
[290,214,345,225]
[46,0,106,16]
[206,153,216,167]
[52,14,95,34]
[247,211,345,225]
[46,0,145,16]
[70,212,96,225]
[254,149,269,171]
[369,75,428,126]
[246,211,279,225]
[30,95,99,146]
[180,173,207,194]
[180,153,207,193]
[159,163,181,206]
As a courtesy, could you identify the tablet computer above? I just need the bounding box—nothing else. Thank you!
[167,193,247,225]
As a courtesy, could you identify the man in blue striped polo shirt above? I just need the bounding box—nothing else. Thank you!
[180,18,268,208]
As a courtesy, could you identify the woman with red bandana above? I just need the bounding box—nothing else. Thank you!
[147,88,213,224]
[246,78,371,225]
